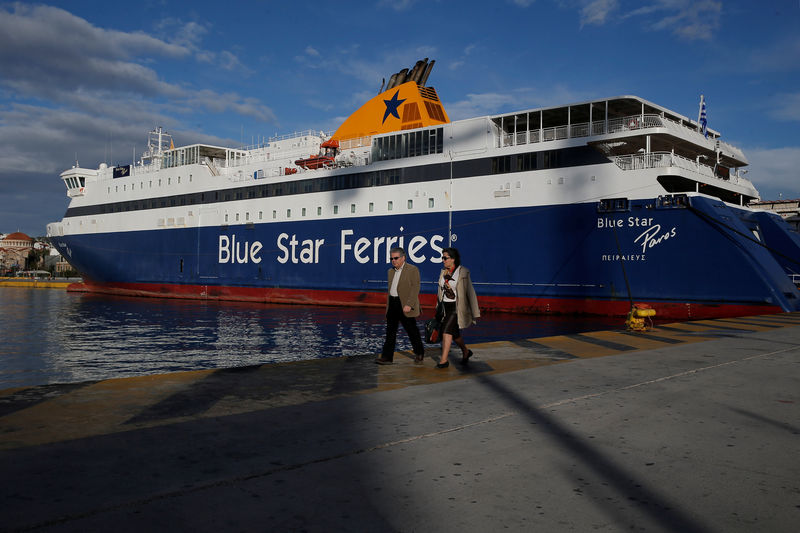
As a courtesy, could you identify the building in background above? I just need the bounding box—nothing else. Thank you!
[0,232,34,273]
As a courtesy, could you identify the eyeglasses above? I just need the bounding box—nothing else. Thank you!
[390,256,401,261]
[441,256,452,260]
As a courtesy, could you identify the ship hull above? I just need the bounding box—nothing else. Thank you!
[52,195,800,320]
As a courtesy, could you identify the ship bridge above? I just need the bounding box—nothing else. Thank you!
[59,166,96,197]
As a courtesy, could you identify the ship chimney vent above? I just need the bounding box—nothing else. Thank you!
[384,59,435,90]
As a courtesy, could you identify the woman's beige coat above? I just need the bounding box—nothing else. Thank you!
[437,266,480,329]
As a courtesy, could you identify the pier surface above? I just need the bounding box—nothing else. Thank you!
[1,314,798,532]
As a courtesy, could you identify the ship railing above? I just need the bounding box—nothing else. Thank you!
[499,114,665,147]
[613,151,749,186]
[204,157,220,176]
[265,129,331,144]
[607,114,663,133]
[339,136,373,150]
[614,152,674,171]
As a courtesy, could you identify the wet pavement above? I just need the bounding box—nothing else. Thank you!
[1,314,798,532]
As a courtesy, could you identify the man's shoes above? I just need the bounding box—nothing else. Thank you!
[375,358,393,365]
[414,352,424,363]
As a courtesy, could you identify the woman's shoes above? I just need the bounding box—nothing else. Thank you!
[436,360,449,369]
[461,350,473,365]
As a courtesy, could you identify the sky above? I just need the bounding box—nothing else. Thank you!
[0,0,798,237]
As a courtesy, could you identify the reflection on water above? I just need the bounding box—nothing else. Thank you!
[0,287,621,389]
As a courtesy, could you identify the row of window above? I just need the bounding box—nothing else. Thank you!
[222,198,437,224]
[65,146,609,218]
[109,174,193,194]
[491,147,608,174]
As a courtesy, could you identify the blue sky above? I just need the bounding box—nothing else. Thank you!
[1,0,798,237]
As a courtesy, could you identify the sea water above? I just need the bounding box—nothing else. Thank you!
[0,287,620,389]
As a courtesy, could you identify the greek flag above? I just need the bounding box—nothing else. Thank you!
[699,95,708,138]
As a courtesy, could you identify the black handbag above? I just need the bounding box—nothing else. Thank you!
[424,301,444,343]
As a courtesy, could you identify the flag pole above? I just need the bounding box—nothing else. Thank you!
[698,94,708,138]
[697,94,704,132]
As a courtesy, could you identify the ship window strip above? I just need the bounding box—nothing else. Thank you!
[62,146,611,218]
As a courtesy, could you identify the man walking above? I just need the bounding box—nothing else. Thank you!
[376,247,425,364]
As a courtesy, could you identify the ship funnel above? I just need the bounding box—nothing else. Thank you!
[409,59,426,84]
[394,68,409,87]
[386,73,398,90]
[384,59,434,89]
[331,58,448,143]
[419,59,435,87]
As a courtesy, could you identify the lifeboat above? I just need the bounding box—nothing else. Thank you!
[295,139,339,170]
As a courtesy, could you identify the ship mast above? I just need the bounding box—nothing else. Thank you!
[140,127,173,168]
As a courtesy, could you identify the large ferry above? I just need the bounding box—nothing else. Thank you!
[47,59,800,319]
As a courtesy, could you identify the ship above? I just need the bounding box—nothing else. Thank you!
[47,58,800,320]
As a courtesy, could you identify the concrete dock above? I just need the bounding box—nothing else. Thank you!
[1,314,798,532]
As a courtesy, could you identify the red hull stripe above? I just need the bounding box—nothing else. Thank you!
[69,281,785,320]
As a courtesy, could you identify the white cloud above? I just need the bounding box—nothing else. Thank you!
[744,146,800,200]
[0,102,238,174]
[186,91,277,123]
[378,0,418,11]
[582,0,722,40]
[445,85,591,120]
[649,0,721,41]
[0,4,263,111]
[0,4,276,178]
[154,19,209,52]
[768,93,800,122]
[741,35,800,74]
[580,0,619,27]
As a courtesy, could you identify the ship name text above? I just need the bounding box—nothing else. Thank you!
[219,230,446,265]
[634,224,676,254]
[596,216,655,228]
[596,218,677,261]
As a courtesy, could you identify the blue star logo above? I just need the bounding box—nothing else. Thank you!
[382,90,406,124]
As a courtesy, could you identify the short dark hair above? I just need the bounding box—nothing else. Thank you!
[442,247,460,268]
[390,247,405,257]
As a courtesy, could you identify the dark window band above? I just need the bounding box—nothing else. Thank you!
[63,146,609,218]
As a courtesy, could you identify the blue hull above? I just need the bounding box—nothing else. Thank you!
[52,195,800,318]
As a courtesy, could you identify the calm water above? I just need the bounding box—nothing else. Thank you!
[0,287,622,389]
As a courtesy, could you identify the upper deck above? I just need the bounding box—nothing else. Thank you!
[489,95,747,168]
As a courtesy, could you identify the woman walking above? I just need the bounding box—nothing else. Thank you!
[436,247,480,368]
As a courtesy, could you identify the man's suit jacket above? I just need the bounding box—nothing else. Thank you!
[387,263,421,318]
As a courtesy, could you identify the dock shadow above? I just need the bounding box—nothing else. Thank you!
[475,373,713,533]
